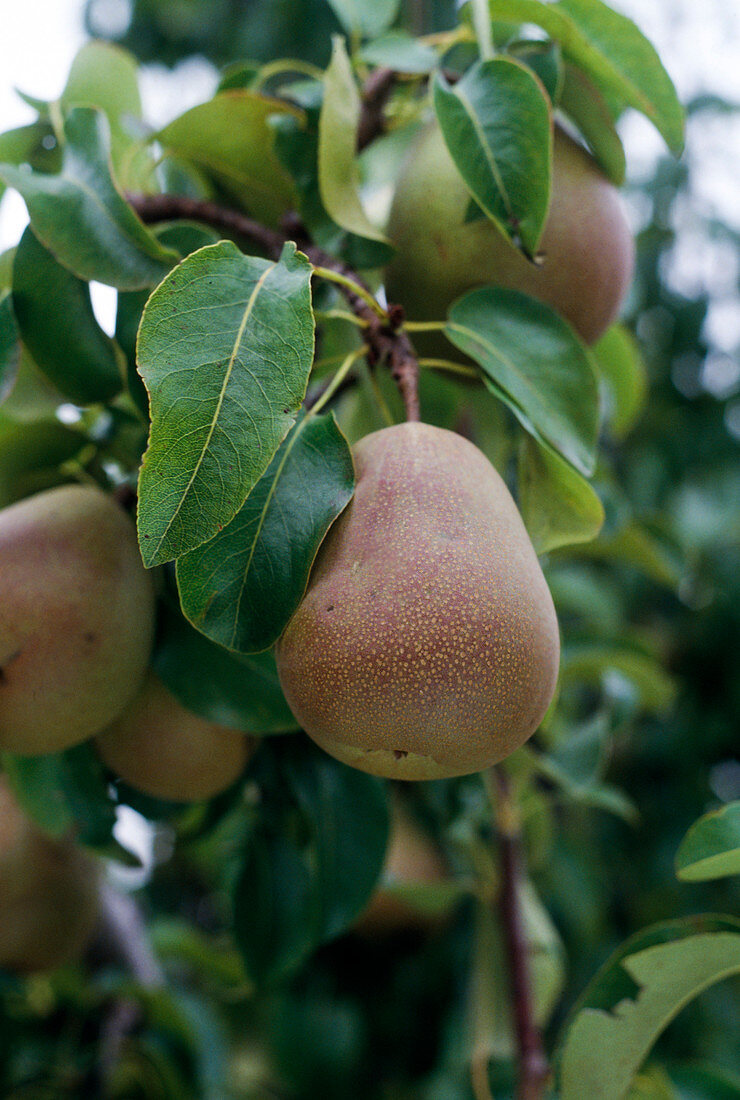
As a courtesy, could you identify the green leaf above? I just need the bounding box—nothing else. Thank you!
[359,33,439,74]
[153,599,297,735]
[675,802,740,883]
[177,412,354,653]
[157,92,301,227]
[559,64,626,184]
[285,747,389,943]
[2,742,119,851]
[561,642,677,713]
[326,0,400,38]
[558,917,740,1100]
[0,414,86,508]
[233,740,389,985]
[434,58,552,255]
[592,324,648,439]
[509,38,564,104]
[136,240,315,567]
[579,521,681,589]
[518,435,604,553]
[12,226,125,405]
[318,38,388,244]
[445,287,599,476]
[233,829,315,986]
[61,41,150,190]
[0,120,61,202]
[0,291,20,403]
[0,108,178,289]
[487,0,684,153]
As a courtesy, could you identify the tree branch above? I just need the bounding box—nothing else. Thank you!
[357,67,396,151]
[491,767,550,1100]
[127,192,420,422]
[93,883,165,1088]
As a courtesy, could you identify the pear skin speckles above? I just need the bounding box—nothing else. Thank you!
[276,423,560,780]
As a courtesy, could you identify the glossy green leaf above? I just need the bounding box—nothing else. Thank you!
[157,92,301,227]
[488,0,684,152]
[136,240,315,567]
[0,414,86,508]
[177,412,354,653]
[359,33,439,74]
[593,324,648,438]
[12,226,125,405]
[0,291,20,403]
[285,747,389,943]
[445,287,599,476]
[434,58,552,255]
[326,0,400,38]
[318,37,388,244]
[558,917,740,1100]
[0,108,178,289]
[559,64,626,185]
[234,740,389,985]
[675,802,740,883]
[234,829,315,986]
[518,435,604,553]
[61,41,150,190]
[153,599,297,735]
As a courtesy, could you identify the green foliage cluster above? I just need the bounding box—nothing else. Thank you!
[0,1,737,1097]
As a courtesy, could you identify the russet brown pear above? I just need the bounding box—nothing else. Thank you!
[276,423,559,780]
[0,485,156,755]
[385,124,634,347]
[0,777,100,973]
[96,673,257,802]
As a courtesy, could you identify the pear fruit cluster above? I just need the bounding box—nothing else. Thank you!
[0,777,99,973]
[0,484,253,805]
[276,423,560,780]
[385,123,634,347]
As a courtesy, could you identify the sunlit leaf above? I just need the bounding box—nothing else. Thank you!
[157,92,301,227]
[675,801,740,883]
[318,37,388,244]
[518,435,604,553]
[558,917,740,1099]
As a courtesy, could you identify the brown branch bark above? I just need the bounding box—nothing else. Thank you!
[491,767,550,1100]
[127,192,420,422]
[357,67,396,151]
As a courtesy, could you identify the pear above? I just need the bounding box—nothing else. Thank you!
[385,124,634,347]
[0,485,156,755]
[355,800,452,936]
[95,673,257,802]
[0,777,100,973]
[276,423,559,780]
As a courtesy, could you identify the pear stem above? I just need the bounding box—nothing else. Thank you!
[489,766,550,1100]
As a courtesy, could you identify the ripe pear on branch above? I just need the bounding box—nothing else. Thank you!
[0,485,156,756]
[385,124,634,347]
[96,673,257,803]
[0,776,100,973]
[276,423,559,780]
